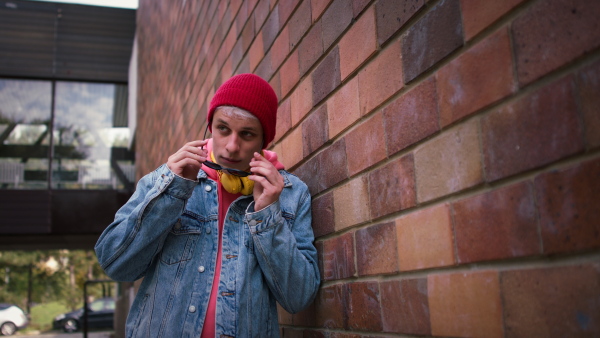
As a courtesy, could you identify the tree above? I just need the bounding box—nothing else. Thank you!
[0,250,110,311]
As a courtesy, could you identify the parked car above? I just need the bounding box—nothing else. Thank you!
[52,297,115,333]
[0,303,29,336]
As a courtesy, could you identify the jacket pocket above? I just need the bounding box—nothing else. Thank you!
[159,212,204,265]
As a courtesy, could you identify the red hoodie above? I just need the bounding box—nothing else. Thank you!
[200,139,284,338]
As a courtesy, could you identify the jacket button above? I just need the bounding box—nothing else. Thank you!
[189,305,196,313]
[198,266,205,273]
[174,221,181,230]
[204,185,212,192]
[206,227,211,234]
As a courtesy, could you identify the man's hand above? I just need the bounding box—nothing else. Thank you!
[249,152,284,211]
[166,140,208,180]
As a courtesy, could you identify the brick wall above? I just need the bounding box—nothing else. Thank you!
[136,0,600,336]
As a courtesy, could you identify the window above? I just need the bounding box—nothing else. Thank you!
[0,79,134,190]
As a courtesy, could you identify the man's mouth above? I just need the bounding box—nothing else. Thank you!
[219,156,241,165]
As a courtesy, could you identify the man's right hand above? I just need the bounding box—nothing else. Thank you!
[166,140,209,180]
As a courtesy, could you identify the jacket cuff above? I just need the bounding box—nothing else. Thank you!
[157,164,197,200]
[245,200,282,234]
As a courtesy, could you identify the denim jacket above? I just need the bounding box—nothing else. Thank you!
[95,164,320,337]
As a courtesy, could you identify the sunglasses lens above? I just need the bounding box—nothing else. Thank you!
[203,161,221,170]
[204,161,249,177]
[224,169,250,177]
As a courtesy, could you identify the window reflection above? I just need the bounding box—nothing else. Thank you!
[0,79,134,190]
[0,79,52,189]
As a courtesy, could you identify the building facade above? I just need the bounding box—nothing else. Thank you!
[138,0,599,336]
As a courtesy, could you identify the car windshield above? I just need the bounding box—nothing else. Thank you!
[89,298,114,311]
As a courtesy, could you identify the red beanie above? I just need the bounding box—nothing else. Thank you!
[208,73,278,147]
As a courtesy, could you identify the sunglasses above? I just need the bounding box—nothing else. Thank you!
[201,126,251,177]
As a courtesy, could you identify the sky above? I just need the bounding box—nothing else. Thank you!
[26,0,138,9]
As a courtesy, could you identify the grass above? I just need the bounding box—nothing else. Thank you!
[25,301,70,332]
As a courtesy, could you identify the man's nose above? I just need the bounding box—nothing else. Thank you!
[225,134,240,153]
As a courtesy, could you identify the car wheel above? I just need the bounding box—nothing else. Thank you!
[0,322,17,336]
[63,318,79,333]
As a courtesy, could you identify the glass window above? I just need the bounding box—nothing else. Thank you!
[0,79,134,190]
[0,79,52,189]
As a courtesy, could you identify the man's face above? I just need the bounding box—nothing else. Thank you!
[211,106,263,171]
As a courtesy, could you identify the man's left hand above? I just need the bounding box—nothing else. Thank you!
[248,152,284,211]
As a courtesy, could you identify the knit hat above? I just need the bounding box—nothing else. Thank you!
[208,73,278,147]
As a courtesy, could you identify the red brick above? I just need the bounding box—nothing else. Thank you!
[355,222,399,276]
[460,0,524,40]
[270,25,289,71]
[333,176,370,231]
[315,284,347,329]
[270,71,281,101]
[275,96,291,143]
[347,282,382,331]
[380,278,430,335]
[278,0,299,28]
[262,7,279,52]
[502,264,600,337]
[577,60,600,149]
[240,16,256,53]
[376,0,426,45]
[290,76,312,127]
[414,120,483,202]
[312,47,341,106]
[278,303,293,325]
[295,139,348,195]
[481,76,584,181]
[368,154,416,218]
[255,52,273,81]
[383,77,439,155]
[535,157,600,255]
[339,6,376,80]
[429,271,503,338]
[311,191,335,238]
[298,20,324,77]
[279,126,303,169]
[437,27,515,127]
[292,300,316,326]
[230,38,245,71]
[279,48,299,97]
[327,76,360,138]
[322,232,356,281]
[453,182,541,263]
[315,240,324,281]
[302,105,328,156]
[280,327,303,338]
[358,40,403,115]
[396,204,455,271]
[402,0,463,83]
[345,112,387,176]
[321,0,353,50]
[512,0,600,86]
[253,0,270,30]
[238,54,251,74]
[311,0,332,22]
[288,0,311,48]
[351,0,370,18]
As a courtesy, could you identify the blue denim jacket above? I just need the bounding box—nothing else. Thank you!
[95,164,320,337]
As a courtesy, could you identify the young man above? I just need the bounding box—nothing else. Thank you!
[95,74,320,337]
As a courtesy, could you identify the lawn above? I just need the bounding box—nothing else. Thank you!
[26,301,70,332]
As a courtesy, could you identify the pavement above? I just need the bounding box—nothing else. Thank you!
[16,330,114,338]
